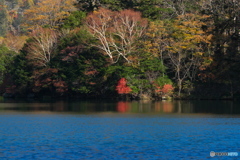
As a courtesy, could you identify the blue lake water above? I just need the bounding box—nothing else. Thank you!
[0,100,240,159]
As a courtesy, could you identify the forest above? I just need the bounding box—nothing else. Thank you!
[0,0,240,100]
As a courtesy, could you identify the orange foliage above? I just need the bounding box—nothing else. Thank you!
[84,70,98,76]
[155,84,174,94]
[23,0,77,30]
[3,33,28,53]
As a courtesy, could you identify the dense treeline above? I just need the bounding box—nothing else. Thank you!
[0,0,240,100]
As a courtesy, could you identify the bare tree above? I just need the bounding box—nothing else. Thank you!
[26,27,59,67]
[86,8,148,64]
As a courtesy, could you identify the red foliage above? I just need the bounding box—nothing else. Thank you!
[155,84,174,94]
[53,81,66,88]
[60,45,83,62]
[5,85,16,94]
[198,73,215,82]
[84,70,98,75]
[116,78,132,94]
[32,68,68,93]
[89,82,96,85]
[53,80,68,93]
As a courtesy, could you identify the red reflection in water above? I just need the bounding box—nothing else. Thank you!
[155,101,174,113]
[155,102,161,112]
[162,102,174,113]
[117,101,130,112]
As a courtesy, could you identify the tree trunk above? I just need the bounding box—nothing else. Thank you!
[178,80,182,97]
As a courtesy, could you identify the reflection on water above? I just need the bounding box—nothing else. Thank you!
[1,100,240,159]
[1,99,240,114]
[117,101,130,112]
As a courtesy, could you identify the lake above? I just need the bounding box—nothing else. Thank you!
[0,100,240,159]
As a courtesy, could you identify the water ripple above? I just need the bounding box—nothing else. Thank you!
[0,113,240,159]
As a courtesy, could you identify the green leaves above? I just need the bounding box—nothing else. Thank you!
[61,11,86,29]
[139,57,165,73]
[155,76,173,87]
[0,45,17,83]
[8,52,32,94]
[0,1,8,36]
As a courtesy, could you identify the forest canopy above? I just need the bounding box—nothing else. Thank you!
[0,0,240,100]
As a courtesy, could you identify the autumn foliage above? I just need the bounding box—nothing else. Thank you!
[2,0,238,99]
[86,8,148,63]
[32,68,68,94]
[23,0,77,29]
[26,27,59,67]
[116,78,132,94]
[155,84,174,94]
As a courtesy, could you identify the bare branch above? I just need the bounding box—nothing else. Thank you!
[86,8,148,64]
[26,27,59,67]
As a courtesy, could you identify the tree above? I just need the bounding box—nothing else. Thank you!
[133,0,174,20]
[86,8,148,63]
[31,68,68,95]
[19,0,35,7]
[0,45,17,84]
[200,0,240,59]
[23,0,77,30]
[75,0,100,12]
[25,27,59,67]
[0,0,8,36]
[56,28,107,96]
[9,52,32,95]
[167,0,201,16]
[61,11,87,29]
[142,20,170,70]
[166,14,212,96]
[75,0,134,12]
[196,0,240,98]
[116,78,132,94]
[3,33,28,53]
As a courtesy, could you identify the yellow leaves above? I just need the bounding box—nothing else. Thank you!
[3,34,28,53]
[194,52,204,56]
[134,13,213,68]
[18,0,34,7]
[23,0,77,30]
[93,10,98,14]
[34,15,48,21]
[27,0,35,6]
[0,37,4,45]
[199,56,213,71]
[170,13,211,47]
[0,4,7,9]
[206,34,213,43]
[180,46,187,49]
[142,20,170,56]
[18,0,23,6]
